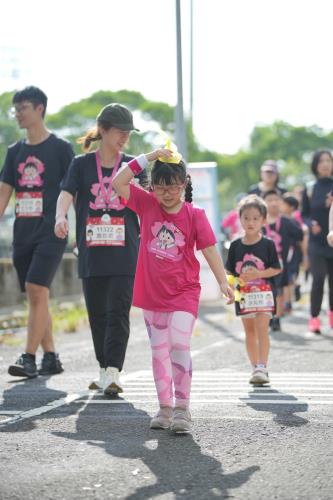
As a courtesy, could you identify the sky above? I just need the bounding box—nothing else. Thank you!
[0,0,332,155]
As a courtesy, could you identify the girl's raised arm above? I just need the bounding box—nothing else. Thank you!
[112,149,173,200]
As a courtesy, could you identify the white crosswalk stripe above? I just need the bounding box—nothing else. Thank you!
[75,371,333,406]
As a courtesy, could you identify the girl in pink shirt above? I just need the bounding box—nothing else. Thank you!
[112,148,234,434]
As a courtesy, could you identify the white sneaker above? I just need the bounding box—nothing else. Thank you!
[150,406,173,429]
[104,367,123,396]
[88,368,106,390]
[170,407,192,434]
[249,368,270,385]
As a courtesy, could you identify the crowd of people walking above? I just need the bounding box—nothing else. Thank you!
[222,154,333,334]
[1,85,332,435]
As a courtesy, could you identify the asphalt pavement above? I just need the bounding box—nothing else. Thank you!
[1,291,333,500]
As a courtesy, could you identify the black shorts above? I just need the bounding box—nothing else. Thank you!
[13,241,66,292]
[274,268,289,295]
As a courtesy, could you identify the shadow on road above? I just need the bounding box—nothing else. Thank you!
[243,388,309,427]
[0,375,67,432]
[53,398,260,499]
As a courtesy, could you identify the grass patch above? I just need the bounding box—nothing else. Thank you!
[0,300,88,339]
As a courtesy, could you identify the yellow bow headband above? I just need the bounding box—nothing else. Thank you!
[158,137,183,164]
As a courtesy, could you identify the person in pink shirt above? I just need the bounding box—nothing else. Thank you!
[112,148,234,434]
[221,193,246,243]
[222,209,239,238]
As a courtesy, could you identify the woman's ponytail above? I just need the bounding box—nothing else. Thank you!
[77,127,101,152]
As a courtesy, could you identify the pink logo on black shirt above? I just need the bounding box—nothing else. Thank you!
[18,156,44,187]
[148,221,185,261]
[236,253,266,286]
[89,179,124,211]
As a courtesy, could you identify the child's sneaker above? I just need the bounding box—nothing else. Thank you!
[270,316,281,331]
[170,407,192,434]
[103,367,123,396]
[89,368,106,390]
[249,367,270,385]
[329,311,333,329]
[308,317,321,334]
[150,406,173,429]
[294,284,301,302]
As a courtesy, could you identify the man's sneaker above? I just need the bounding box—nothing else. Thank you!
[329,311,333,329]
[170,407,192,434]
[39,352,64,375]
[150,406,173,429]
[270,317,281,331]
[249,368,270,385]
[309,317,321,334]
[8,353,38,378]
[89,368,106,390]
[104,367,123,396]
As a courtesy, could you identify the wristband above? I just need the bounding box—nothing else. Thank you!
[128,154,148,175]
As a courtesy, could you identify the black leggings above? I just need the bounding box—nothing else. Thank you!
[309,254,333,317]
[82,275,134,370]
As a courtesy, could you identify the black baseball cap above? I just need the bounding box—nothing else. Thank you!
[96,103,139,131]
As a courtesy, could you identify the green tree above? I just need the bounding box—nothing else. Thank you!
[1,89,333,213]
[0,92,22,165]
[46,89,177,157]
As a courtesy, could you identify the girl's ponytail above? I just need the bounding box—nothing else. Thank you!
[185,174,193,203]
[77,127,102,152]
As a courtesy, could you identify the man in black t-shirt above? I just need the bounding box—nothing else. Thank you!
[0,86,74,378]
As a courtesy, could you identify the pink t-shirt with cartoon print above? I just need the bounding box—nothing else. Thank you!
[127,183,217,317]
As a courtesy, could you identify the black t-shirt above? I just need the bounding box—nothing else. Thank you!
[0,133,74,246]
[301,177,333,255]
[262,216,303,266]
[248,183,287,198]
[226,236,281,315]
[61,151,148,278]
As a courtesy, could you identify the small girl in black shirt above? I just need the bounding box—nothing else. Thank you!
[226,195,281,385]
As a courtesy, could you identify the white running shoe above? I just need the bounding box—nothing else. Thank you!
[170,407,192,434]
[150,406,173,429]
[104,367,123,396]
[88,368,106,390]
[249,368,270,385]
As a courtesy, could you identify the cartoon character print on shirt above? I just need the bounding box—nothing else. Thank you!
[148,221,186,261]
[18,156,44,188]
[89,177,124,211]
[235,253,266,288]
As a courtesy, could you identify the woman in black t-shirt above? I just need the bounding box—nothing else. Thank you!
[248,160,286,198]
[301,149,333,334]
[55,103,147,394]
